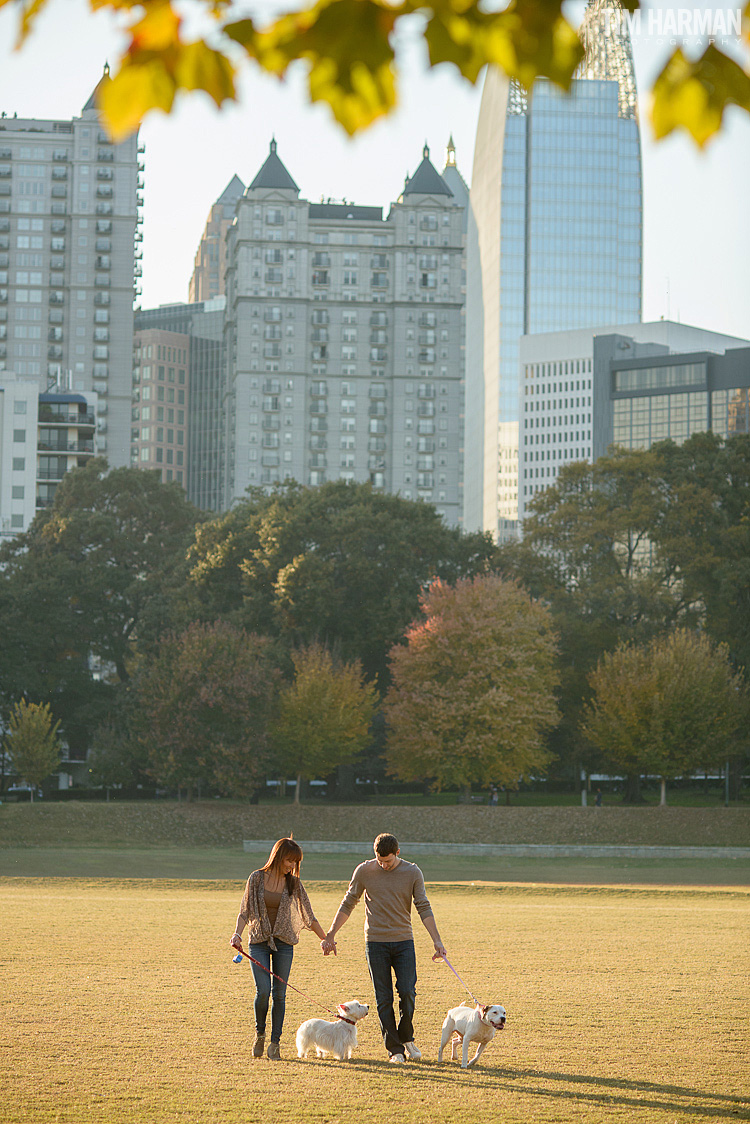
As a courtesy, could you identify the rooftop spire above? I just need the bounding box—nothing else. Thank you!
[577,0,638,120]
[446,135,456,166]
[248,138,299,193]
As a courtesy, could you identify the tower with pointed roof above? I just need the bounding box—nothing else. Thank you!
[464,0,642,539]
[221,139,467,522]
[0,65,141,483]
[189,174,245,302]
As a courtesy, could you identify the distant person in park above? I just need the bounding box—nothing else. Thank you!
[321,832,447,1064]
[489,785,499,806]
[230,836,329,1061]
[595,789,603,808]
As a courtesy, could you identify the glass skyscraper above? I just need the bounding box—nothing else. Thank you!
[464,0,642,536]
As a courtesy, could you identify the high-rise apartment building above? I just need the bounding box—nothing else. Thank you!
[464,0,642,538]
[0,66,141,469]
[188,175,245,303]
[1,370,97,538]
[223,140,467,524]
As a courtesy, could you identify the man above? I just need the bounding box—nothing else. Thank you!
[321,832,447,1064]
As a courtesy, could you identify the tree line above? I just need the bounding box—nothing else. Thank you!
[1,434,748,803]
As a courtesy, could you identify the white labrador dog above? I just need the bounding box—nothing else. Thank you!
[296,1000,369,1061]
[438,1002,507,1069]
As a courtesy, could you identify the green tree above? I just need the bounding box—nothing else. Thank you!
[0,459,201,755]
[653,433,750,675]
[134,621,278,800]
[86,716,151,798]
[188,481,501,685]
[582,630,748,805]
[271,642,378,804]
[5,0,747,146]
[3,700,61,801]
[501,447,695,790]
[384,574,559,795]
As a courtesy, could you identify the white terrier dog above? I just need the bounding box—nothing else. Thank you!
[438,1002,507,1069]
[296,1001,369,1061]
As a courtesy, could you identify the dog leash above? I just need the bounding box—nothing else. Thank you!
[233,944,345,1019]
[437,954,483,1006]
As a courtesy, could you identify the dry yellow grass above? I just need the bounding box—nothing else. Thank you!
[1,879,748,1124]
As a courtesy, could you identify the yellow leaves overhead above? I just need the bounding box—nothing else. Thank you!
[423,0,583,90]
[225,0,399,136]
[96,1,236,142]
[651,43,750,147]
[4,0,750,144]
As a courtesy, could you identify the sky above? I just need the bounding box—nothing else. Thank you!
[0,0,748,342]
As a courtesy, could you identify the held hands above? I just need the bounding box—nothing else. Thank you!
[320,933,337,956]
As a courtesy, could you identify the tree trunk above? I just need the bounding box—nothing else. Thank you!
[505,787,511,806]
[30,789,34,804]
[660,777,667,806]
[622,773,644,804]
[294,773,302,805]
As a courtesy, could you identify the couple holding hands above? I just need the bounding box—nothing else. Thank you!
[230,833,447,1063]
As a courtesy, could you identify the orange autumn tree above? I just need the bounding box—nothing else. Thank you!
[384,573,559,796]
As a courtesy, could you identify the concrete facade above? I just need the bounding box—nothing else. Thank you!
[224,141,467,524]
[0,67,140,469]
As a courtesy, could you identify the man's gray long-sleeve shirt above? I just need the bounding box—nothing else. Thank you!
[337,858,434,942]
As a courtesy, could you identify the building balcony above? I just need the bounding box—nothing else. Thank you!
[38,439,95,455]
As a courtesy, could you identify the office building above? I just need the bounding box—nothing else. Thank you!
[517,321,749,524]
[223,139,467,524]
[188,175,245,303]
[465,0,642,538]
[0,66,141,469]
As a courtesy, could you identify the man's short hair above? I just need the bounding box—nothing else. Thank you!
[374,833,399,856]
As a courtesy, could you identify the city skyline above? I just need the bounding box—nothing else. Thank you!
[0,0,748,344]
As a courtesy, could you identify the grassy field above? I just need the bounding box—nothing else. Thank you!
[2,801,748,849]
[1,845,749,886]
[2,878,748,1124]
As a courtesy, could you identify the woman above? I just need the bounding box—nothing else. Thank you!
[230,836,328,1060]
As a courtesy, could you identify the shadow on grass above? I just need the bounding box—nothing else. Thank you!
[288,1057,750,1119]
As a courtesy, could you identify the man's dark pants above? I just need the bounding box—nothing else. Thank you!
[365,939,417,1057]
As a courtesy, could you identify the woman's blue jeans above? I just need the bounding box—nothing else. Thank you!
[249,940,294,1043]
[365,939,417,1057]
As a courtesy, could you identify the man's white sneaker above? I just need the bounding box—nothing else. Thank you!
[389,1052,406,1064]
[404,1041,422,1061]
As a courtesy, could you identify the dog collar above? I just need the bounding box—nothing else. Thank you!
[336,1010,355,1024]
